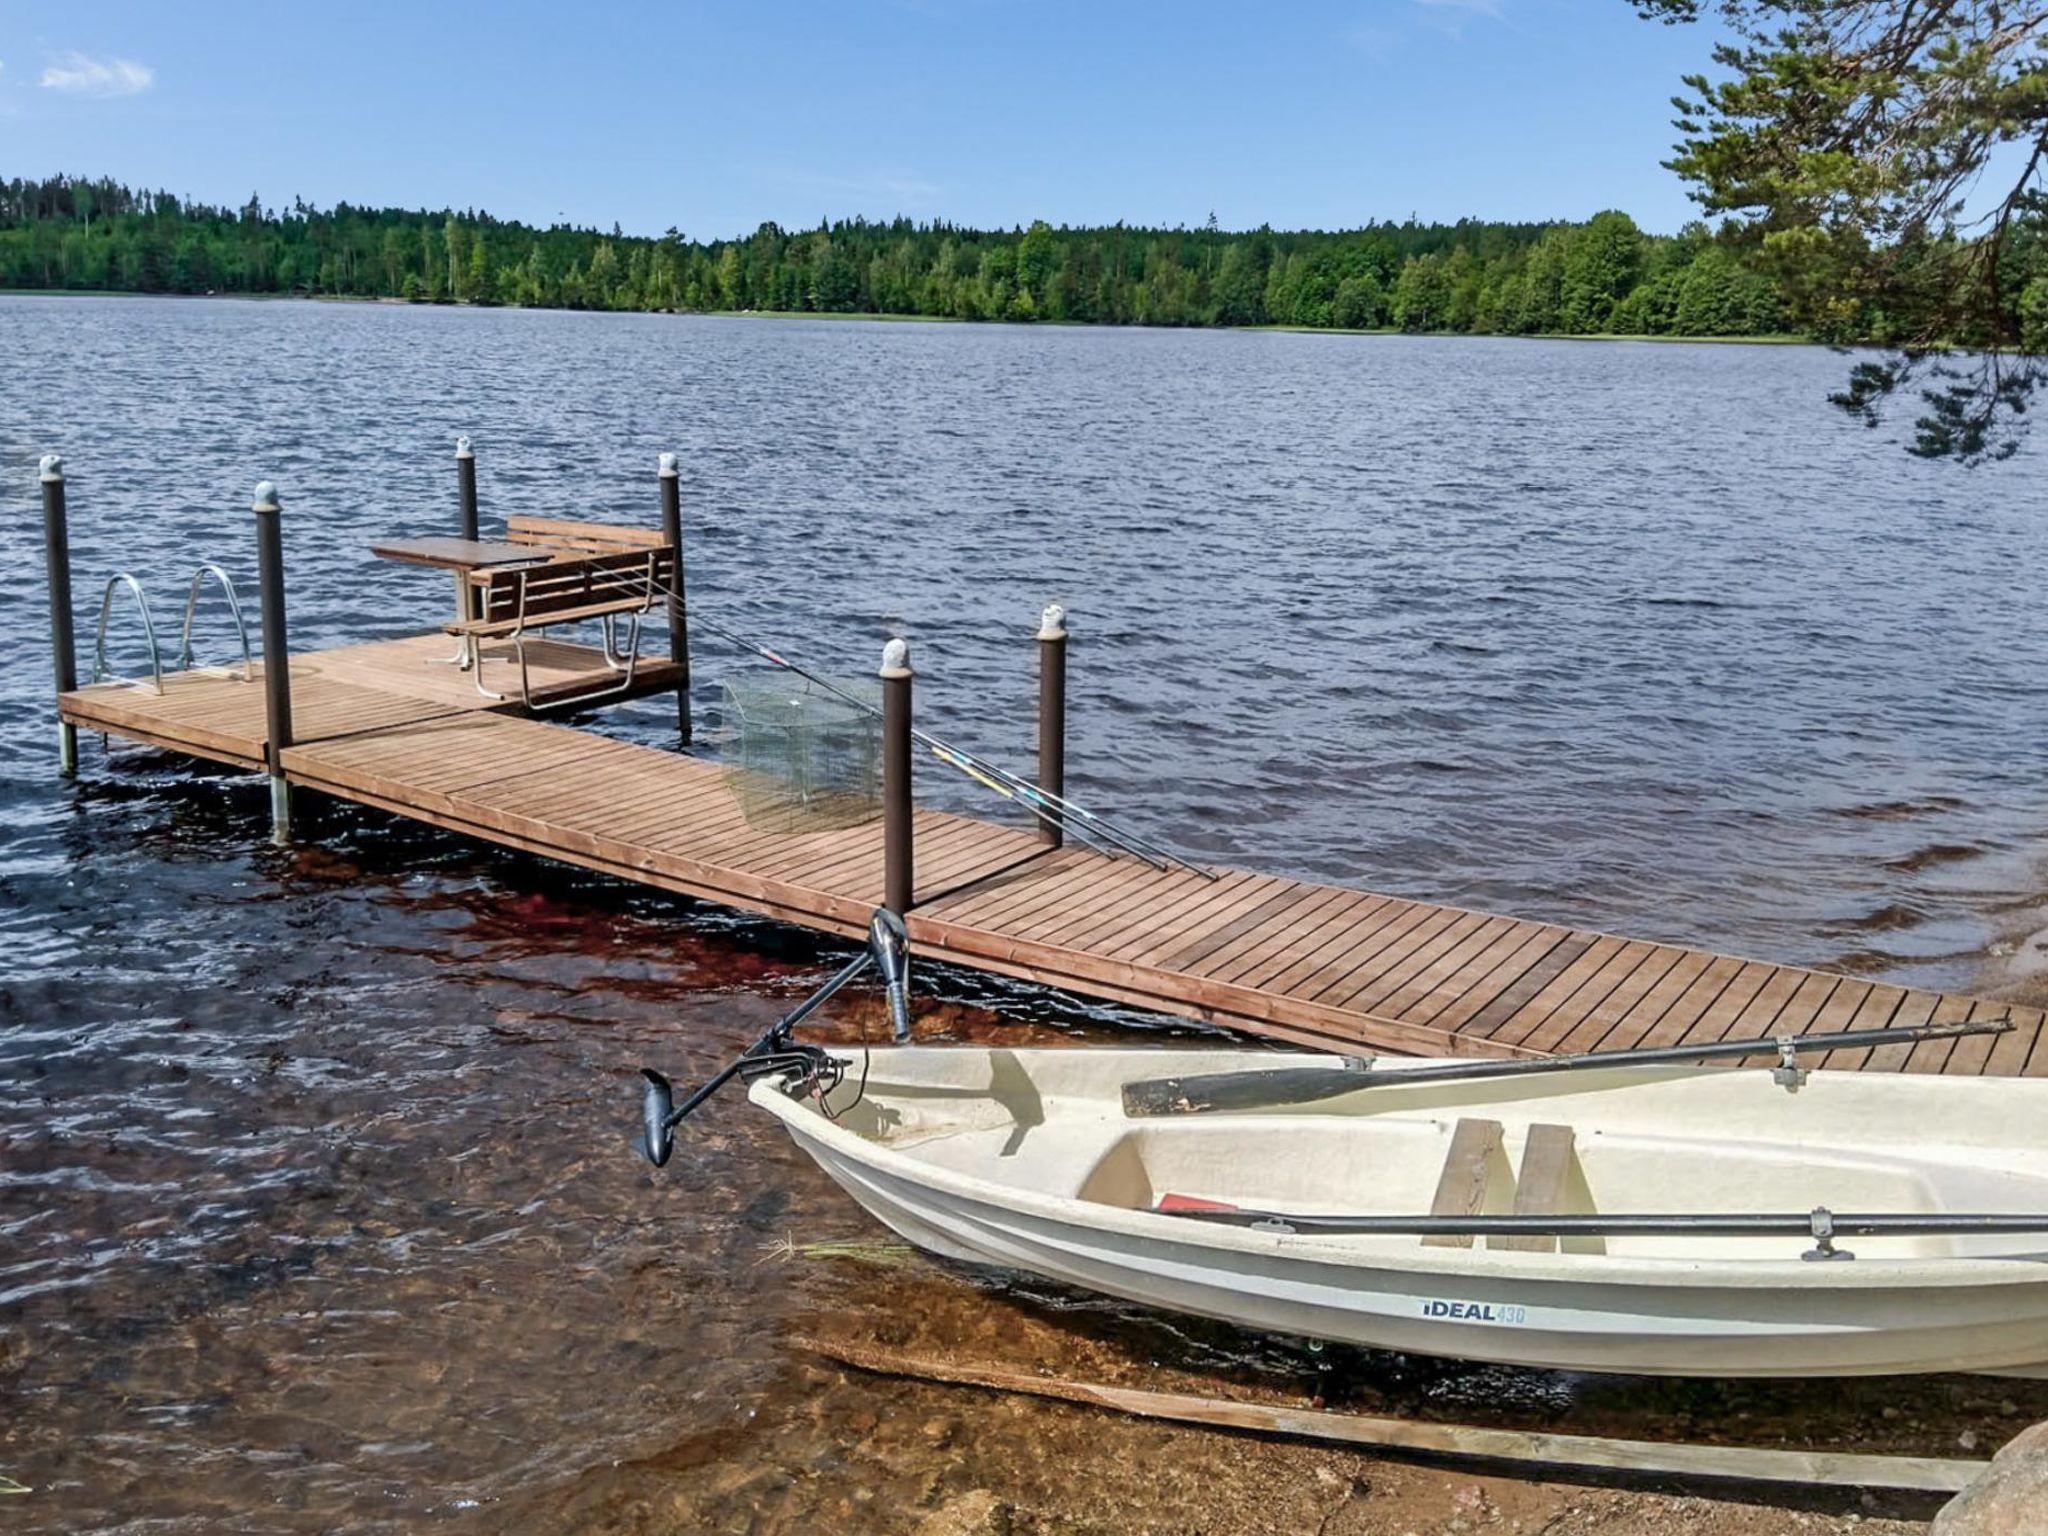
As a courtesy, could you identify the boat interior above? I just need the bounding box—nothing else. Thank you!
[798,1047,2048,1263]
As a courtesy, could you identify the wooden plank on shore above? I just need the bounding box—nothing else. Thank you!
[800,1338,1989,1494]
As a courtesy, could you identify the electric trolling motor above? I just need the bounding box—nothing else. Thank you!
[637,908,912,1167]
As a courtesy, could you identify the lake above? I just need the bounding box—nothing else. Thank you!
[2,295,2043,1532]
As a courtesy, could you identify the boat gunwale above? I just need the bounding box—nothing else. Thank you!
[745,1052,2048,1292]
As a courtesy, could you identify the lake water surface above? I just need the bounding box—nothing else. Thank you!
[3,297,2045,1532]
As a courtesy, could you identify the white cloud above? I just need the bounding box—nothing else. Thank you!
[39,52,154,98]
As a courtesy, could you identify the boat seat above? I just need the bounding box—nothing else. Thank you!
[1499,1123,1581,1253]
[1421,1118,1508,1249]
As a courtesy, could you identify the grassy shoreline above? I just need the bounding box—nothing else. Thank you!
[0,285,1814,346]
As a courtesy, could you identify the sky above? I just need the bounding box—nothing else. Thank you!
[1,1,1733,238]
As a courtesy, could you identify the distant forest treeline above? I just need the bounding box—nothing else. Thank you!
[2,175,1791,337]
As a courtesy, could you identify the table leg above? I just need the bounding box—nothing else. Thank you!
[449,571,472,668]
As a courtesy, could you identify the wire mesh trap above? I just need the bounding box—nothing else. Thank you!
[722,674,884,833]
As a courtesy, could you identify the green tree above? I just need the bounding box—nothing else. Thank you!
[586,239,620,306]
[1211,236,1270,324]
[445,215,467,300]
[1634,0,2048,458]
[1331,271,1386,329]
[1559,211,1642,332]
[1016,218,1057,303]
[1393,253,1454,330]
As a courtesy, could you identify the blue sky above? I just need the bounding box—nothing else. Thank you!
[3,1,1729,237]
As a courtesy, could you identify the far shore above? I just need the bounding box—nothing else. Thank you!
[0,285,1819,348]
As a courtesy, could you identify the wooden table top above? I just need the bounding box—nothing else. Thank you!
[368,537,544,571]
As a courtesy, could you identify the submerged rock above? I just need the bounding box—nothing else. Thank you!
[911,1488,1011,1536]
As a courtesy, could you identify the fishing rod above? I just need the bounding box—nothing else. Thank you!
[633,573,1215,879]
[1120,1015,2017,1118]
[695,605,1207,877]
[613,562,1164,866]
[637,908,911,1167]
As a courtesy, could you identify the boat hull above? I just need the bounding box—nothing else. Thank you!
[751,1048,2048,1378]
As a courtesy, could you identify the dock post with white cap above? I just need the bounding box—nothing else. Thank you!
[252,481,294,843]
[881,638,913,916]
[658,452,691,743]
[455,436,478,541]
[41,455,78,777]
[1036,603,1067,847]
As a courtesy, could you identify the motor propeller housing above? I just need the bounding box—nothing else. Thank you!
[641,1068,676,1166]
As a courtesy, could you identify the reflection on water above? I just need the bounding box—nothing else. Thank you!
[3,298,2046,1530]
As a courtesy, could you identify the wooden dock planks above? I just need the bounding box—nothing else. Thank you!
[56,631,2048,1078]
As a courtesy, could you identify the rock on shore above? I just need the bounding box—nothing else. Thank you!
[1934,1421,2048,1533]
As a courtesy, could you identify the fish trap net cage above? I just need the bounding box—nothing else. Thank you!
[721,675,884,834]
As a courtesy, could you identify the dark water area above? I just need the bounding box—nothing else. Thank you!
[3,296,2047,1533]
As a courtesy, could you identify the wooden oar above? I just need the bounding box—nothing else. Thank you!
[1152,1203,2048,1246]
[1120,1016,2013,1118]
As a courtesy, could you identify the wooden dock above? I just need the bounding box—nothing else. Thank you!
[58,630,2048,1078]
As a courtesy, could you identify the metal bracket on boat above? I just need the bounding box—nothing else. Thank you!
[1250,1217,1298,1235]
[1802,1207,1854,1263]
[633,908,913,1167]
[1772,1036,1809,1091]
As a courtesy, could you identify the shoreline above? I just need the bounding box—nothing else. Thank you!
[0,285,1814,347]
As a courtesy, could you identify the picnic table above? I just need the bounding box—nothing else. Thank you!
[368,537,545,668]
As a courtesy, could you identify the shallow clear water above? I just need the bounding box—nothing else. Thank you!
[2,297,2044,1532]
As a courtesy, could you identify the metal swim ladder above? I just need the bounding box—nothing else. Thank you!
[176,562,253,679]
[90,573,163,693]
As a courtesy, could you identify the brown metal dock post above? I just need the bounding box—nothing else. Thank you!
[252,481,294,842]
[658,452,691,744]
[1036,603,1066,847]
[881,638,913,916]
[455,436,478,541]
[41,456,78,777]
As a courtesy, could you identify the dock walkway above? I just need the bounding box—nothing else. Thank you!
[59,631,2048,1078]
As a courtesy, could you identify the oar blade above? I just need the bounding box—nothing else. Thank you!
[640,1068,676,1166]
[1121,1065,1374,1118]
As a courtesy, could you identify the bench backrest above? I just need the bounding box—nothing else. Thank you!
[503,514,670,559]
[468,547,677,628]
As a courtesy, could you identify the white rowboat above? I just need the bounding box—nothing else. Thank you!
[749,1046,2048,1378]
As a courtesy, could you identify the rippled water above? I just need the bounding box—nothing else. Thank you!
[4,296,2046,1532]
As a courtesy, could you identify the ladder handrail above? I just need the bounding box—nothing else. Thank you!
[176,561,253,679]
[91,573,163,694]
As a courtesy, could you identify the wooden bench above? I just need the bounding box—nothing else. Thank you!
[449,546,677,710]
[1422,1118,1509,1249]
[1497,1124,1583,1253]
[1420,1119,1591,1252]
[503,514,669,560]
